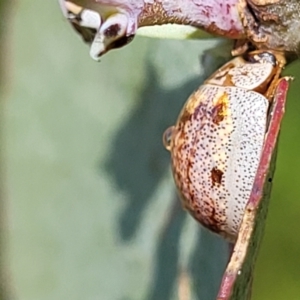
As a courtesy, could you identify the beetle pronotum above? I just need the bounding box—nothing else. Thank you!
[163,50,287,242]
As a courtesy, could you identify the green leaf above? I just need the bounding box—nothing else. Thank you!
[3,1,231,300]
[3,2,300,300]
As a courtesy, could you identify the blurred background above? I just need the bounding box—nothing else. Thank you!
[1,1,300,299]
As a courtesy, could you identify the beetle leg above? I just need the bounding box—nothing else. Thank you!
[231,39,251,56]
[265,51,286,99]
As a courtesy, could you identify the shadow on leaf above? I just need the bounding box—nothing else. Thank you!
[104,51,229,300]
[104,60,200,241]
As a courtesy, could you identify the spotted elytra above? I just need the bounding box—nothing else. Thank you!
[163,50,286,242]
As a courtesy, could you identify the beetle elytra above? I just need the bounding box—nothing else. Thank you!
[163,50,286,241]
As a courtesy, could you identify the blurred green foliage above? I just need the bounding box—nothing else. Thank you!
[253,61,300,300]
[4,1,230,300]
[2,1,300,300]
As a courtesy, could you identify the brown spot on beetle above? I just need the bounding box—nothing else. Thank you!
[212,92,229,124]
[211,167,224,186]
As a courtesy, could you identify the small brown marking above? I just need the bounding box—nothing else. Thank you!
[178,109,192,124]
[211,167,223,186]
[213,64,234,80]
[212,93,229,124]
[192,203,222,235]
[103,24,121,38]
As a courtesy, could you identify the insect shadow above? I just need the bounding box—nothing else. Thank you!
[104,56,228,300]
[144,194,228,300]
[104,60,200,241]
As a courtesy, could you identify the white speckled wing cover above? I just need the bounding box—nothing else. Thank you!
[171,84,268,240]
